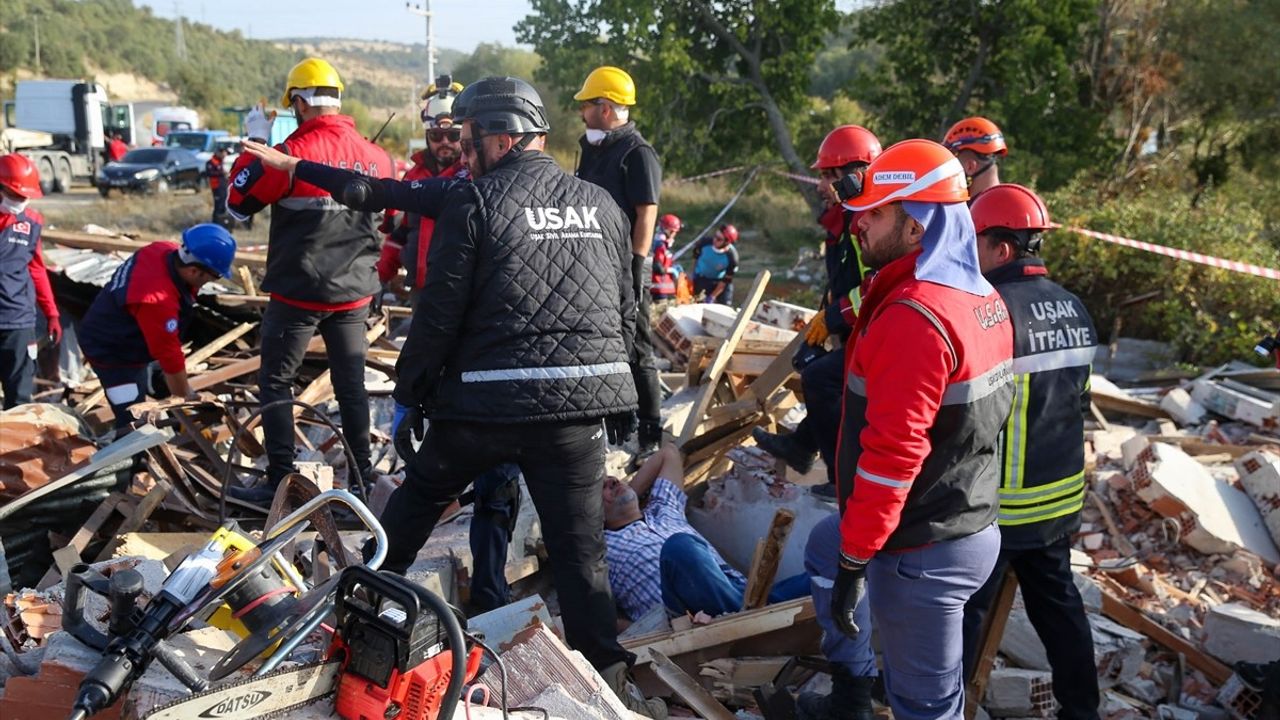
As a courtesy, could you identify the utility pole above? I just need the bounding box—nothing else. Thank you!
[32,9,42,74]
[174,2,188,61]
[406,1,436,85]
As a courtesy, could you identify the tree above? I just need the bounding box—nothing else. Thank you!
[851,0,1112,190]
[515,0,839,181]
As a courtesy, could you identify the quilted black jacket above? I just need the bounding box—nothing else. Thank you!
[296,151,638,423]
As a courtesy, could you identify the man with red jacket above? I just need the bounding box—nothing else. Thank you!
[803,140,1013,720]
[0,154,61,409]
[205,147,229,224]
[227,58,394,498]
[79,225,236,427]
[377,75,469,307]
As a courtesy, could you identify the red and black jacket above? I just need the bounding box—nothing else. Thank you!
[0,209,57,331]
[79,242,194,373]
[391,151,466,289]
[227,114,393,309]
[204,155,225,191]
[836,249,1014,560]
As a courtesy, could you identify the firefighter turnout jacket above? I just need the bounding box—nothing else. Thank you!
[79,242,195,374]
[836,249,1014,560]
[986,257,1097,548]
[0,208,57,331]
[226,114,393,308]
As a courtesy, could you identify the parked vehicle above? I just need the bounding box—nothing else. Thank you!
[149,106,200,145]
[1,80,135,193]
[213,135,245,166]
[164,129,230,163]
[97,147,203,196]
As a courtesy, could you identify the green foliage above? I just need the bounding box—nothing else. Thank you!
[850,0,1114,190]
[516,0,838,175]
[1042,171,1280,366]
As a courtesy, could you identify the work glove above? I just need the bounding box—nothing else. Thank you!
[46,316,62,346]
[605,411,638,446]
[340,175,388,212]
[245,103,276,143]
[804,312,829,347]
[831,554,868,638]
[392,402,426,460]
[631,254,646,307]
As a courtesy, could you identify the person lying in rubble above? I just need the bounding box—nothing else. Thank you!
[602,442,811,625]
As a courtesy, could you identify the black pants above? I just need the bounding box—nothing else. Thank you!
[259,300,372,484]
[378,418,631,670]
[211,187,228,223]
[962,535,1100,720]
[632,290,662,432]
[798,348,845,484]
[468,463,522,613]
[0,327,35,409]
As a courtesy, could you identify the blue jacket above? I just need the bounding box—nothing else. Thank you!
[0,209,57,330]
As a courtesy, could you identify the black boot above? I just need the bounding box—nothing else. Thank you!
[795,670,874,720]
[752,427,816,474]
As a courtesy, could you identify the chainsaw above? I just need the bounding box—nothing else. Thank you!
[66,489,388,720]
[143,565,481,720]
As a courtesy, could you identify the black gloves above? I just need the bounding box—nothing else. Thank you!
[393,403,426,460]
[630,253,646,308]
[340,175,388,212]
[832,555,868,637]
[606,411,638,446]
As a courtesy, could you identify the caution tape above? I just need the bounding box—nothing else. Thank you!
[1052,224,1280,281]
[671,166,761,261]
[666,165,751,185]
[767,168,821,185]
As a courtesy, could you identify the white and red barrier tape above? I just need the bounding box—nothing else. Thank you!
[666,165,752,185]
[1051,224,1280,281]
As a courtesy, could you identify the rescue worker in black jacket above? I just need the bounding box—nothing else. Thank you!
[962,184,1101,720]
[242,76,667,719]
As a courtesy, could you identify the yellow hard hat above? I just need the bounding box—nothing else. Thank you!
[281,58,345,108]
[573,66,636,106]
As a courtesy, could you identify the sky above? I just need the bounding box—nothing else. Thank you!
[138,0,535,52]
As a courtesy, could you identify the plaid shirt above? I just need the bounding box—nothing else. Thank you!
[604,477,744,620]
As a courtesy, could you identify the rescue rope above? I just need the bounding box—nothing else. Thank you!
[670,165,761,261]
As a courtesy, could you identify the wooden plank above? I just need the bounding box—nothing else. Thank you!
[623,596,814,664]
[964,568,1018,720]
[236,265,258,296]
[189,356,262,390]
[1099,587,1231,686]
[724,353,773,377]
[43,228,268,269]
[649,650,737,720]
[677,271,771,445]
[186,322,255,369]
[1143,436,1257,458]
[741,509,796,611]
[1091,388,1170,419]
[213,293,413,318]
[94,480,172,562]
[746,331,808,402]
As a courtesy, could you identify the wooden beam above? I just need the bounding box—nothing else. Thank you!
[648,650,737,720]
[213,293,413,318]
[43,228,268,269]
[187,322,255,368]
[1098,585,1231,686]
[964,568,1017,720]
[746,331,808,402]
[94,480,172,562]
[624,597,814,664]
[677,271,771,445]
[189,356,262,390]
[1091,387,1170,419]
[741,509,796,611]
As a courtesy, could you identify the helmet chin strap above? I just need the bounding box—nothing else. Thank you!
[967,156,997,183]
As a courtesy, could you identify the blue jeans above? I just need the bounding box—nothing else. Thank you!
[805,514,877,677]
[659,533,808,617]
[468,463,523,613]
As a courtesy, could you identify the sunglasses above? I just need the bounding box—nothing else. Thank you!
[579,99,606,111]
[428,128,462,143]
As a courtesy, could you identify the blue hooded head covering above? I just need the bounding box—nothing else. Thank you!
[901,200,992,296]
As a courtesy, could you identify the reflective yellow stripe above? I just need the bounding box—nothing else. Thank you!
[999,470,1086,503]
[998,490,1086,526]
[1002,374,1031,490]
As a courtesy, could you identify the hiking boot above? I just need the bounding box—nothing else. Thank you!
[601,660,668,719]
[752,427,816,474]
[227,482,278,506]
[809,483,838,501]
[795,670,875,720]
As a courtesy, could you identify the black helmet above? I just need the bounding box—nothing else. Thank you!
[453,76,550,135]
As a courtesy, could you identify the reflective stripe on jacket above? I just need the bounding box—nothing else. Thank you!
[987,257,1097,548]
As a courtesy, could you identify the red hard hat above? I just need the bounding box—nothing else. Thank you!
[812,125,882,169]
[943,117,1008,156]
[718,224,739,243]
[846,139,967,211]
[0,154,43,200]
[660,213,682,233]
[970,184,1051,235]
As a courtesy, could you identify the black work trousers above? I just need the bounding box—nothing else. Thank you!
[0,327,36,409]
[632,289,662,430]
[962,535,1101,720]
[798,348,845,484]
[378,418,631,671]
[259,300,372,484]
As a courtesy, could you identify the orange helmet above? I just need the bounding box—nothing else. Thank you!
[970,184,1050,235]
[811,125,882,169]
[943,117,1007,156]
[845,139,967,211]
[0,154,43,199]
[659,213,682,233]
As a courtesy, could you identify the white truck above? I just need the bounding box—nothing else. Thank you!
[1,79,135,193]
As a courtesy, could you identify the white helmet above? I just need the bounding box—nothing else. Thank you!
[421,74,464,128]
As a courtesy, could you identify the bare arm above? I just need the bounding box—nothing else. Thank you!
[628,443,682,500]
[163,370,195,400]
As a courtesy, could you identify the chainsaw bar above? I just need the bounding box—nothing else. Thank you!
[142,661,340,720]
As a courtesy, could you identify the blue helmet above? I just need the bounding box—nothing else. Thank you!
[178,223,236,278]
